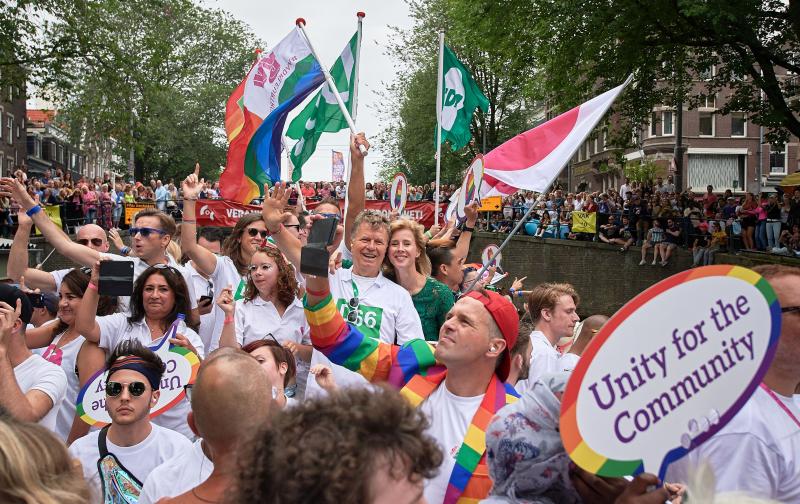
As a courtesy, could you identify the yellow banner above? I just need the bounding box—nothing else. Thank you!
[34,205,63,235]
[571,211,596,233]
[124,202,156,225]
[478,196,502,212]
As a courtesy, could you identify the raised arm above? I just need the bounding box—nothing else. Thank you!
[0,178,100,267]
[74,262,102,344]
[344,134,370,244]
[67,341,105,443]
[303,272,438,387]
[215,285,238,348]
[453,201,479,262]
[7,210,57,291]
[180,164,218,277]
[262,182,302,267]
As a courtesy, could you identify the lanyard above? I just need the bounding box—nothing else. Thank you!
[351,279,359,300]
[760,382,800,429]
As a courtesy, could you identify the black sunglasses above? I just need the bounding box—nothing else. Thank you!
[347,298,359,324]
[77,238,104,247]
[106,381,147,397]
[247,228,269,239]
[781,306,800,315]
[284,224,301,230]
[130,226,167,238]
[152,264,181,275]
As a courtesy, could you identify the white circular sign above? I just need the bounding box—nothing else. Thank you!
[390,173,408,212]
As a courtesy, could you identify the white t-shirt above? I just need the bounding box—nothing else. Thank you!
[138,439,212,504]
[13,353,67,432]
[186,262,217,356]
[515,330,560,394]
[69,423,191,504]
[206,255,245,354]
[558,352,580,373]
[41,332,86,441]
[665,386,800,501]
[419,381,484,504]
[95,313,203,438]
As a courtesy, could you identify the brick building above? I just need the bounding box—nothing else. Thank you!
[569,67,798,194]
[0,79,27,177]
[26,109,86,179]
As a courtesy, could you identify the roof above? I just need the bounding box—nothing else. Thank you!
[26,109,56,127]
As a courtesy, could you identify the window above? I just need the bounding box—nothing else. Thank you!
[699,111,715,136]
[731,112,746,136]
[770,143,787,174]
[5,114,12,145]
[34,137,41,158]
[589,135,596,155]
[699,94,716,109]
[662,111,674,135]
[603,129,608,149]
[699,65,714,80]
[650,112,658,136]
[594,134,599,154]
[6,160,12,175]
[57,144,64,164]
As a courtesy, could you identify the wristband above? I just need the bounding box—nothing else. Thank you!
[120,246,131,255]
[268,224,283,236]
[224,315,234,324]
[462,225,474,233]
[305,287,329,297]
[517,290,524,298]
[25,205,42,217]
[509,288,515,295]
[182,219,197,224]
[87,282,98,291]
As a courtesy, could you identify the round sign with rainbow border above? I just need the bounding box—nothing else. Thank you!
[560,265,781,481]
[456,155,484,220]
[75,334,200,427]
[390,173,408,212]
[444,187,462,225]
[481,244,501,268]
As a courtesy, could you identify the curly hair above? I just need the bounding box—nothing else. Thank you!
[234,386,442,503]
[222,213,266,276]
[383,218,432,278]
[350,209,390,241]
[128,266,193,330]
[243,246,297,309]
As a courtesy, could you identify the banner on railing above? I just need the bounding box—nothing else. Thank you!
[571,211,597,233]
[194,198,448,229]
[34,206,63,235]
[124,202,157,225]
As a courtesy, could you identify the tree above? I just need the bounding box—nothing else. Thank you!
[35,0,259,181]
[378,0,540,185]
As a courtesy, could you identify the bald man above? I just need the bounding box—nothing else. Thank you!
[7,210,124,292]
[139,349,272,504]
[559,314,608,372]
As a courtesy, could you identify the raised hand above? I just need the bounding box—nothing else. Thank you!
[0,299,21,349]
[181,163,204,201]
[0,177,35,211]
[261,182,293,233]
[350,132,370,160]
[216,285,234,315]
[108,228,126,251]
[510,276,527,292]
[464,201,479,224]
[310,364,337,392]
[170,333,199,357]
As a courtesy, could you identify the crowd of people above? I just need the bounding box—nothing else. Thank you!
[0,135,797,503]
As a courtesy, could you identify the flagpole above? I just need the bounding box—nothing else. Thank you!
[343,12,364,219]
[434,31,444,226]
[296,19,367,157]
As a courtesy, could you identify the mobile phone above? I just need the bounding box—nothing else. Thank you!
[307,217,337,246]
[98,261,135,297]
[198,295,213,305]
[26,292,44,308]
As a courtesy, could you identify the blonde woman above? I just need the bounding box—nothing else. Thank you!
[0,415,90,504]
[384,219,454,341]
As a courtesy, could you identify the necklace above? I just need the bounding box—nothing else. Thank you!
[191,487,218,503]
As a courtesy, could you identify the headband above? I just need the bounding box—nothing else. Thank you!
[107,355,162,391]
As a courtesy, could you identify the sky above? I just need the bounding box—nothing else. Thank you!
[210,0,415,182]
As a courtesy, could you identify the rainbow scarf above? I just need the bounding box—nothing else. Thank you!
[402,372,519,504]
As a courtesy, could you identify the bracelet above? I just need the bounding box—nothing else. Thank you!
[120,246,131,255]
[223,315,234,324]
[509,288,515,295]
[25,205,42,217]
[182,219,197,224]
[184,197,197,201]
[87,282,98,291]
[305,287,328,297]
[268,224,283,235]
[462,225,474,233]
[517,290,524,298]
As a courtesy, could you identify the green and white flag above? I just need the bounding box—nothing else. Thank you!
[286,32,358,182]
[439,44,489,151]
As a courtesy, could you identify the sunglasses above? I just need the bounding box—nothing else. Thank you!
[310,211,342,221]
[130,227,167,238]
[781,306,800,315]
[152,263,181,275]
[284,224,301,230]
[247,228,269,239]
[106,381,147,397]
[77,238,104,247]
[347,297,359,324]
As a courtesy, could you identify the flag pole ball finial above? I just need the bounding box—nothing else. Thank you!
[357,11,365,18]
[295,18,306,26]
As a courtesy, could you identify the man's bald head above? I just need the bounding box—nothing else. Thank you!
[76,224,109,252]
[191,351,271,447]
[569,314,609,356]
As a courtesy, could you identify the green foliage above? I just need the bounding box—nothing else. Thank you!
[623,160,659,185]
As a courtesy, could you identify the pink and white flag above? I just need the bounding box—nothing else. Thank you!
[480,76,632,197]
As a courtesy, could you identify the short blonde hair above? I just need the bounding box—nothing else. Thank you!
[384,219,432,277]
[526,283,579,323]
[0,415,91,503]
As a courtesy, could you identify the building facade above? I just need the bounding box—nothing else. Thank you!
[0,81,27,177]
[26,110,86,179]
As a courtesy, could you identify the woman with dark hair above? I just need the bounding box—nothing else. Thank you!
[216,245,311,397]
[242,339,298,408]
[74,262,203,438]
[23,269,115,443]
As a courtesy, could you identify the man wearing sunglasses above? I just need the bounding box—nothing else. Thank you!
[666,264,800,501]
[0,284,67,433]
[69,339,191,504]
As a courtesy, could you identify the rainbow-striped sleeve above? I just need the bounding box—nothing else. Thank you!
[304,292,440,387]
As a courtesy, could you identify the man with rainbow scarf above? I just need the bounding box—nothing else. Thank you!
[302,262,520,504]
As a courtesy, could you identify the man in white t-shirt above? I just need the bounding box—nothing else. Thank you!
[515,282,580,394]
[666,264,800,501]
[70,339,190,504]
[0,284,66,432]
[0,178,198,320]
[145,348,272,503]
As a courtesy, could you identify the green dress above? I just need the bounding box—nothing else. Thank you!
[412,277,455,341]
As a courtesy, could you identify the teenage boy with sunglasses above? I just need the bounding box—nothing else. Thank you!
[69,339,190,504]
[0,177,199,319]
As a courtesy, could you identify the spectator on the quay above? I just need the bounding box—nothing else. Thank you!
[765,193,782,250]
[155,180,169,211]
[69,340,190,503]
[620,178,632,201]
[702,185,718,218]
[534,211,551,238]
[146,349,272,504]
[598,213,621,244]
[691,222,712,267]
[755,194,768,250]
[738,192,758,250]
[80,185,98,225]
[658,216,682,266]
[773,224,800,256]
[365,182,375,199]
[706,220,727,264]
[0,285,67,433]
[639,218,665,266]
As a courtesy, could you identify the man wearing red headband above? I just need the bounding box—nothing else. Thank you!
[303,272,519,504]
[69,340,190,504]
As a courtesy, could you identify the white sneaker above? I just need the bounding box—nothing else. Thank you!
[651,260,657,265]
[639,260,646,265]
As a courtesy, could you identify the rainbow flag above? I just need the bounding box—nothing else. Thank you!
[220,28,325,203]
